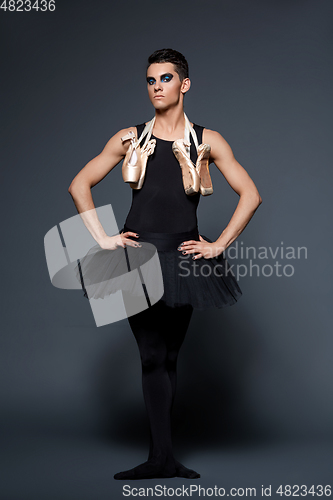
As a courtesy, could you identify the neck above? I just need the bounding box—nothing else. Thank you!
[153,106,186,135]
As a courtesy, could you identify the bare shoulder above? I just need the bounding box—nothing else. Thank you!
[114,125,138,141]
[202,127,235,163]
[202,127,230,147]
[120,125,138,139]
[101,125,138,157]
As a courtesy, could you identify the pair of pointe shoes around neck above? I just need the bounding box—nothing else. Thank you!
[121,128,213,196]
[172,139,213,196]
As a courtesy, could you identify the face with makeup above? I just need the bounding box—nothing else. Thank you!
[146,62,190,110]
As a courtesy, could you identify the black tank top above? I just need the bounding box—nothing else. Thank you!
[124,122,205,233]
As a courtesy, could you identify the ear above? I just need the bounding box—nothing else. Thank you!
[181,78,191,94]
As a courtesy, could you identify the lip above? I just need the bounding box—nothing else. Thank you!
[154,95,164,99]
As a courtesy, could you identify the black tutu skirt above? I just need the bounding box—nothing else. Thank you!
[75,224,242,311]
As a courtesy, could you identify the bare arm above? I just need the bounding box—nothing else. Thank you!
[204,128,262,252]
[68,126,140,249]
[179,129,262,260]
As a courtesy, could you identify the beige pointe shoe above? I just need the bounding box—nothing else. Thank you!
[121,131,143,184]
[172,139,200,195]
[130,139,156,190]
[196,143,213,196]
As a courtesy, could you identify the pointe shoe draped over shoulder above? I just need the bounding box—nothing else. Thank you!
[172,139,213,196]
[121,131,142,184]
[196,143,213,196]
[171,113,213,196]
[130,138,156,190]
[121,129,156,189]
[172,139,200,196]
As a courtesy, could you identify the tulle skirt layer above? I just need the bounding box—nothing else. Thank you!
[156,245,242,310]
[74,225,242,311]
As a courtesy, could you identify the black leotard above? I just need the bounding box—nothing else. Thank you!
[77,121,243,311]
[124,122,205,233]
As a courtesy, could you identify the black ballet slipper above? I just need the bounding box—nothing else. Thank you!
[174,459,200,479]
[114,458,177,480]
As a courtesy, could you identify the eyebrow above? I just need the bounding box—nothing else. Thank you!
[146,73,173,80]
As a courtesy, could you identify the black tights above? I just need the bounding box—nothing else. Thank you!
[114,300,200,480]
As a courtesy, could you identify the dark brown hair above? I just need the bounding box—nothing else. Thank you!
[147,48,189,81]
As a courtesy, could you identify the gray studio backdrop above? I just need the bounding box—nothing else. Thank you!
[1,0,332,498]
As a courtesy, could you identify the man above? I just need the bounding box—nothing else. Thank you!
[69,48,262,480]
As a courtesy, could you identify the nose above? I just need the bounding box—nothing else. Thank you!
[154,81,162,92]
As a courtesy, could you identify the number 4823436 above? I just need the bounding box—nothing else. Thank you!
[0,0,56,11]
